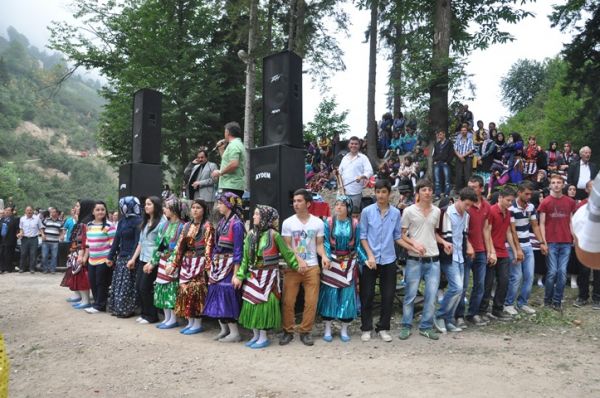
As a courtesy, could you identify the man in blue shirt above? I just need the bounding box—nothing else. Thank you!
[359,179,416,343]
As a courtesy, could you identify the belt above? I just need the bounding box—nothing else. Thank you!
[407,255,439,263]
[23,236,38,239]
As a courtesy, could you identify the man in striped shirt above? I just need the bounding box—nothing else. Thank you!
[505,181,547,315]
[40,207,65,274]
[454,124,475,191]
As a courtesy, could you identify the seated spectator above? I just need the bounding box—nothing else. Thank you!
[534,169,550,196]
[402,127,417,154]
[393,156,418,193]
[546,141,564,173]
[393,112,406,133]
[488,163,510,197]
[412,146,427,179]
[523,136,541,179]
[385,131,402,158]
[494,132,506,161]
[318,134,332,161]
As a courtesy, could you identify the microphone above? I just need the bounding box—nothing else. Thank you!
[212,139,226,152]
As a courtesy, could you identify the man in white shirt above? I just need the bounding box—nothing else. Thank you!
[280,189,330,346]
[568,146,598,200]
[18,206,42,273]
[337,136,373,213]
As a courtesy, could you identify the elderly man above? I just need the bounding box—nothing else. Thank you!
[212,121,245,197]
[184,148,218,208]
[18,206,42,273]
[337,136,373,213]
[567,146,598,200]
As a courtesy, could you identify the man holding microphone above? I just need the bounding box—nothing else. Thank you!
[338,136,373,214]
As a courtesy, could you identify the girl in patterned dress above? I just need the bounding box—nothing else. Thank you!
[107,196,142,318]
[151,198,185,329]
[233,205,298,349]
[173,199,214,335]
[67,200,95,310]
[317,196,366,342]
[203,192,245,342]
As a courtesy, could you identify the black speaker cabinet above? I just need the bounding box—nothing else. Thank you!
[119,163,162,200]
[262,51,303,148]
[250,144,305,221]
[132,88,162,164]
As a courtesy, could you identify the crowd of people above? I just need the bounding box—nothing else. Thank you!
[3,113,599,347]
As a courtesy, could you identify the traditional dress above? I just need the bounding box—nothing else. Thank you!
[237,206,298,330]
[60,222,90,291]
[108,197,142,317]
[317,212,366,322]
[203,194,245,321]
[152,220,185,309]
[523,144,539,178]
[173,221,214,319]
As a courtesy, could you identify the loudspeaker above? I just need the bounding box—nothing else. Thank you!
[250,144,305,221]
[132,88,162,164]
[119,163,162,200]
[262,51,302,148]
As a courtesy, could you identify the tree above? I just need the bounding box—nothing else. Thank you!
[500,59,547,114]
[428,0,452,135]
[242,0,259,189]
[304,96,350,142]
[364,0,380,162]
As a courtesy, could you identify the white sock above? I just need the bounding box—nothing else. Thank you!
[192,318,202,330]
[256,330,268,344]
[341,322,349,338]
[227,322,240,338]
[70,291,82,300]
[186,318,194,329]
[79,290,90,305]
[251,328,259,342]
[324,320,332,337]
[164,309,176,325]
[217,320,229,337]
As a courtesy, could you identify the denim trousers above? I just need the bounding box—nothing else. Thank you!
[41,241,59,272]
[434,162,451,196]
[436,260,464,324]
[544,243,571,306]
[505,245,534,307]
[456,252,487,318]
[402,259,440,330]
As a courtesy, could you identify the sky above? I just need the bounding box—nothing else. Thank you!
[2,0,572,136]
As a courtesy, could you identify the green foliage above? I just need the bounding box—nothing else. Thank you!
[500,59,547,114]
[304,96,350,142]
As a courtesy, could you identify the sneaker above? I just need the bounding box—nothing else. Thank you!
[467,315,488,326]
[446,322,462,333]
[518,304,536,314]
[573,298,588,308]
[398,327,411,340]
[552,304,563,312]
[504,305,518,316]
[419,329,439,340]
[570,277,578,289]
[537,278,544,287]
[138,319,150,325]
[479,314,491,323]
[378,330,393,342]
[279,332,294,346]
[299,333,314,346]
[433,317,447,334]
[135,316,144,322]
[85,307,100,314]
[456,317,467,329]
[491,311,512,321]
[592,301,600,310]
[360,331,371,342]
[485,312,497,320]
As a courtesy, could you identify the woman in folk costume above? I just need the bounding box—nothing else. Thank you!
[203,192,245,343]
[151,198,185,329]
[107,196,142,318]
[61,200,81,302]
[318,196,366,342]
[172,199,214,335]
[232,205,298,349]
[65,199,95,310]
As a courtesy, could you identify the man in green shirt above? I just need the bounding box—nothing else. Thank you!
[212,121,245,197]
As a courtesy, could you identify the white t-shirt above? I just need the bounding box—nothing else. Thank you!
[281,214,325,267]
[401,204,441,257]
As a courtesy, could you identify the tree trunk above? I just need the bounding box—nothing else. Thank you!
[265,0,274,52]
[429,0,452,137]
[294,0,307,56]
[288,0,298,51]
[392,14,403,117]
[243,0,258,190]
[366,0,379,163]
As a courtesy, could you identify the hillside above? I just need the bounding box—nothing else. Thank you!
[0,27,117,212]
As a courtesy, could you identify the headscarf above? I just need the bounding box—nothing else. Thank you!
[249,205,279,265]
[164,196,183,220]
[119,196,141,218]
[335,195,353,215]
[218,191,244,220]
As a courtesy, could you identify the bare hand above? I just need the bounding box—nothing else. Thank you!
[355,176,363,183]
[516,250,524,262]
[540,243,548,256]
[413,243,426,256]
[232,276,242,289]
[443,241,453,255]
[126,259,136,270]
[322,257,332,270]
[488,252,497,266]
[143,263,153,274]
[211,170,221,179]
[192,181,200,189]
[106,260,114,268]
[366,257,377,270]
[466,245,475,260]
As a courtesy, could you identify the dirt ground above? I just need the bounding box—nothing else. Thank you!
[2,273,600,398]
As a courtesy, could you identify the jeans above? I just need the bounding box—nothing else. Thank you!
[544,243,571,306]
[456,252,487,318]
[88,262,113,311]
[19,237,38,272]
[41,241,59,272]
[402,259,440,330]
[360,262,397,332]
[577,264,600,302]
[480,257,509,314]
[505,245,535,307]
[436,260,464,324]
[434,162,451,196]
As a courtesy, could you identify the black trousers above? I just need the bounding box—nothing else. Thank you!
[577,265,600,302]
[480,257,509,314]
[455,157,473,191]
[135,260,159,322]
[88,263,113,311]
[0,244,16,272]
[360,262,397,332]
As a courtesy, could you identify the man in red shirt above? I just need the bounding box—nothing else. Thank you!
[456,176,491,327]
[538,174,577,310]
[480,187,520,321]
